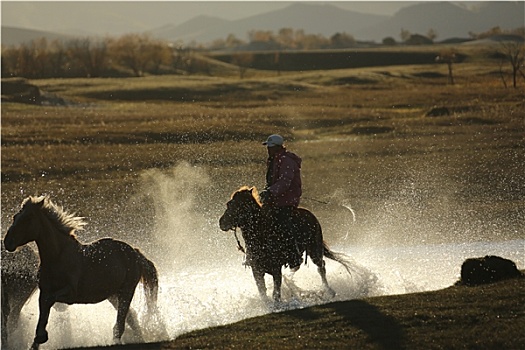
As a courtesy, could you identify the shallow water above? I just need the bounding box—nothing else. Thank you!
[4,163,523,348]
[8,238,524,349]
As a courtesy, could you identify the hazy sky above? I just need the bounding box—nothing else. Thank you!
[1,1,422,35]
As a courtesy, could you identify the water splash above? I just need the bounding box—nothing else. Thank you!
[6,163,523,349]
[9,238,522,349]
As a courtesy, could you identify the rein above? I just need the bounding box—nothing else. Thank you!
[232,228,246,254]
[230,200,261,255]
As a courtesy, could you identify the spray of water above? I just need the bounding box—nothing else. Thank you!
[7,162,524,349]
[137,162,215,268]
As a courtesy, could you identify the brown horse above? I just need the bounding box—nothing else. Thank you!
[1,242,39,349]
[219,186,352,302]
[3,196,159,349]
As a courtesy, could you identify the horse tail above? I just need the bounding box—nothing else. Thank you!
[136,249,159,315]
[323,243,353,276]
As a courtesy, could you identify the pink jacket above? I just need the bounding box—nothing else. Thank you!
[266,149,302,207]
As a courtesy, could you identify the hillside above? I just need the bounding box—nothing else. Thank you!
[357,1,525,41]
[152,3,386,44]
[2,2,523,46]
[1,26,72,47]
[151,1,524,43]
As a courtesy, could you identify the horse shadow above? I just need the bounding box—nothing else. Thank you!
[287,299,405,349]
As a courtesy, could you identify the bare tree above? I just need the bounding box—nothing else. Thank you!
[298,33,330,50]
[330,32,356,49]
[146,40,172,74]
[400,28,411,43]
[498,58,508,88]
[382,37,397,46]
[109,33,167,77]
[248,30,275,43]
[231,52,254,79]
[499,41,524,88]
[1,45,20,77]
[427,29,438,42]
[435,50,458,85]
[108,34,143,76]
[277,28,295,49]
[47,40,68,77]
[225,34,244,48]
[67,37,108,77]
[274,51,281,76]
[32,38,52,78]
[173,47,194,74]
[13,41,42,78]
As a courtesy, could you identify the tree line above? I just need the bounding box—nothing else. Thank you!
[1,29,357,79]
[2,26,523,80]
[206,28,356,51]
[1,34,176,79]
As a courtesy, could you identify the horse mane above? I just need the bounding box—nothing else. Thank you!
[234,186,262,206]
[23,196,86,237]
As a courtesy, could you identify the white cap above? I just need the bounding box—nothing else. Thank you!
[262,134,284,147]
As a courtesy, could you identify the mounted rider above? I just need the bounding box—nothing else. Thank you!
[258,134,303,270]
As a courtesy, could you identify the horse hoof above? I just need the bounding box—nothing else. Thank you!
[34,331,48,344]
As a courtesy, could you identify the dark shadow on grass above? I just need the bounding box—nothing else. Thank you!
[289,300,405,349]
[350,126,394,135]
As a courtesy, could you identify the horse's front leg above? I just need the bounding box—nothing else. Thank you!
[251,268,268,302]
[271,269,283,302]
[33,292,55,347]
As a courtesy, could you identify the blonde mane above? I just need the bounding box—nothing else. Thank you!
[23,196,86,236]
[233,186,262,206]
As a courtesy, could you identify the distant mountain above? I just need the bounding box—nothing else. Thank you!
[229,3,386,39]
[151,15,232,43]
[151,1,524,44]
[1,26,73,47]
[2,2,523,47]
[357,1,525,41]
[475,1,525,31]
[150,2,387,43]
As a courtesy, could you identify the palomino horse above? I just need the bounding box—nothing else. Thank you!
[1,242,39,349]
[3,196,159,349]
[219,186,352,302]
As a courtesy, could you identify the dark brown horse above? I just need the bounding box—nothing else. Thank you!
[3,196,159,349]
[219,186,352,302]
[1,242,39,349]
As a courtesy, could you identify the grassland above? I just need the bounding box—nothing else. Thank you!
[1,47,524,349]
[2,56,523,245]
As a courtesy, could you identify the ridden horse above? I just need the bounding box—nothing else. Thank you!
[1,242,39,349]
[219,186,352,302]
[3,196,159,349]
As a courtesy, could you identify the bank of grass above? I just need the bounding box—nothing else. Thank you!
[76,276,525,349]
[168,277,525,350]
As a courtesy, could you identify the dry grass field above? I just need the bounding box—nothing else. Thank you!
[2,57,523,245]
[1,47,524,349]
